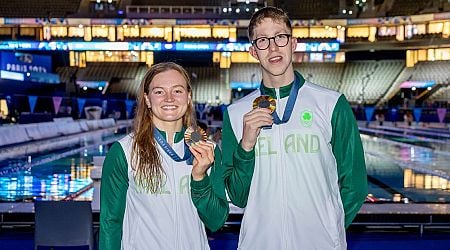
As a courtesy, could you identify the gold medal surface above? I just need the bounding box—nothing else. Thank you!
[253,95,276,113]
[184,126,208,146]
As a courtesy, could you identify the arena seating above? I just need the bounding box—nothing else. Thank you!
[78,62,141,81]
[381,61,450,104]
[430,84,450,102]
[230,61,405,104]
[406,61,450,85]
[54,59,448,106]
[294,63,345,91]
[230,63,261,87]
[131,0,222,6]
[340,60,404,104]
[444,1,450,11]
[56,67,79,84]
[0,0,81,17]
[273,0,340,19]
[186,66,226,104]
[56,63,147,97]
[106,65,148,96]
[387,0,435,16]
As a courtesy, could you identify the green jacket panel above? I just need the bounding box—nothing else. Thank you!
[190,146,229,232]
[221,109,255,208]
[99,142,129,250]
[331,95,368,228]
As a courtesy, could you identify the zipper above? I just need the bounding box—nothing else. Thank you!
[170,135,181,250]
[275,88,287,250]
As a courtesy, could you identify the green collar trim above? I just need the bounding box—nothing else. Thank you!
[156,127,186,143]
[260,71,305,99]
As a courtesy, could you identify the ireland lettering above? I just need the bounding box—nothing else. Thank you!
[255,133,321,157]
[255,136,278,156]
[154,174,190,195]
[178,175,189,194]
[285,133,320,153]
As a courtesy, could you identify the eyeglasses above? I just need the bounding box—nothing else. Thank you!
[251,34,292,50]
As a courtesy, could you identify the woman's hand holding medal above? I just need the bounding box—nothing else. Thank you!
[185,126,215,181]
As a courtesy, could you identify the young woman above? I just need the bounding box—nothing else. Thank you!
[99,62,228,250]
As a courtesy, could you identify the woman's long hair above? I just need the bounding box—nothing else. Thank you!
[132,62,196,193]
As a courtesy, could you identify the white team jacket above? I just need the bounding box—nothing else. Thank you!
[227,82,347,250]
[118,134,209,250]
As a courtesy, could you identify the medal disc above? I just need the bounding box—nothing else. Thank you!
[184,126,208,146]
[253,95,276,113]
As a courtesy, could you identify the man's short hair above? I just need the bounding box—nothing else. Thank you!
[248,6,292,41]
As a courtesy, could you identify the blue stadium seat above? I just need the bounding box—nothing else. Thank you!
[34,201,94,250]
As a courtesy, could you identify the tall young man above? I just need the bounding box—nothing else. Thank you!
[222,6,368,249]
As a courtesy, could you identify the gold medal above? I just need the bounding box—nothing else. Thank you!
[184,126,208,146]
[253,95,276,113]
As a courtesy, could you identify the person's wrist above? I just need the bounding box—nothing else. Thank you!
[191,172,206,181]
[240,140,254,152]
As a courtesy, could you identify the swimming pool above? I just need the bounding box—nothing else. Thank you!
[0,127,129,202]
[1,125,449,205]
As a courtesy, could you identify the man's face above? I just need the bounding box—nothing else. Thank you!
[249,18,297,81]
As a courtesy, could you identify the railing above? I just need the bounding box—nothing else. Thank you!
[126,5,223,17]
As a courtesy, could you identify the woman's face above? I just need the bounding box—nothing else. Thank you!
[146,69,191,129]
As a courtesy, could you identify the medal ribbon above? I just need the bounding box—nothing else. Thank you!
[153,129,193,165]
[259,73,301,124]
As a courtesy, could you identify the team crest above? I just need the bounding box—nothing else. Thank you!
[300,110,313,127]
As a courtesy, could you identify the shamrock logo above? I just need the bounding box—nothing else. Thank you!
[300,110,313,127]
